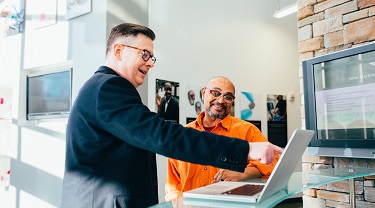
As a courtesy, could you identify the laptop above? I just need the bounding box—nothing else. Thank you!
[183,129,315,204]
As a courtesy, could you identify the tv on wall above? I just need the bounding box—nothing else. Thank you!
[26,68,72,120]
[303,42,375,159]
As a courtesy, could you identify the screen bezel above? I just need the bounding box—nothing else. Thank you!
[26,68,72,120]
[303,42,375,149]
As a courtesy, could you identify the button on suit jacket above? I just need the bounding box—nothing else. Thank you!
[61,66,250,208]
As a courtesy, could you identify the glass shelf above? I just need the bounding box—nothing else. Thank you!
[150,167,375,208]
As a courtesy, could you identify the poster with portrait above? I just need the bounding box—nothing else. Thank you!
[267,94,287,147]
[155,79,180,124]
[240,91,261,131]
[0,0,25,37]
[185,85,203,123]
[65,0,91,20]
[28,0,57,29]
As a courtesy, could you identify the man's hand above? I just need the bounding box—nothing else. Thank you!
[248,142,283,165]
[212,167,262,183]
[212,169,245,183]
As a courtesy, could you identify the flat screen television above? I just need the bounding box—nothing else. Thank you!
[303,42,375,159]
[26,68,72,120]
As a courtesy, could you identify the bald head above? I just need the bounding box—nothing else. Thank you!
[205,76,235,94]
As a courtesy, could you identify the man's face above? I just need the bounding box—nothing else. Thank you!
[117,34,155,88]
[195,101,202,115]
[203,78,235,119]
[188,91,195,105]
[277,95,283,101]
[164,86,172,100]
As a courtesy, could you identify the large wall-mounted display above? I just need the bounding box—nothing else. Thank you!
[303,42,375,159]
[19,60,73,124]
[26,69,72,120]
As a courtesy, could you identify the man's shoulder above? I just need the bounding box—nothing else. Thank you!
[172,97,179,103]
[227,116,250,125]
[90,68,134,89]
[227,116,259,129]
[185,120,197,128]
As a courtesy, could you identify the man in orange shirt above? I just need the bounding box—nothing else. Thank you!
[165,76,280,201]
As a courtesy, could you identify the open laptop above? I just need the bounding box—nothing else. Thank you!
[183,129,315,204]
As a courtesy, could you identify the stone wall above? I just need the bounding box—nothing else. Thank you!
[297,0,375,207]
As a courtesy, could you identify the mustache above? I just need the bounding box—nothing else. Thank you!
[210,101,227,111]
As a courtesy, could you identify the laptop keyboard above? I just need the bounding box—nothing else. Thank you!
[221,184,264,196]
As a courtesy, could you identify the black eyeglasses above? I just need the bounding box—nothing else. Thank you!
[120,44,156,64]
[205,87,235,103]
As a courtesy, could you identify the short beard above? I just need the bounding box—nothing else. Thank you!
[205,102,228,119]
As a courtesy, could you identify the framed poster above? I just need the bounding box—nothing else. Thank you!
[156,79,180,124]
[0,0,25,37]
[65,0,91,20]
[28,0,57,29]
[185,84,203,119]
[240,91,261,121]
[267,94,287,147]
[240,91,262,131]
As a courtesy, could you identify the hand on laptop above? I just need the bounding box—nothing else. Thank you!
[248,142,283,166]
[212,167,262,183]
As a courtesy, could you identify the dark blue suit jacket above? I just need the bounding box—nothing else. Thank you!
[61,66,249,208]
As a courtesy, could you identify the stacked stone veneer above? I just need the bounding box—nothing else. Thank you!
[297,0,375,207]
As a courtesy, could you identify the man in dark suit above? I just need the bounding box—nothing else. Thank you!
[61,23,283,208]
[158,82,179,123]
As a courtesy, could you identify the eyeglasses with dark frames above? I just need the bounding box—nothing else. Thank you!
[205,87,235,103]
[120,44,156,64]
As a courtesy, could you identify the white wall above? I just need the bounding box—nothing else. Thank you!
[148,0,299,202]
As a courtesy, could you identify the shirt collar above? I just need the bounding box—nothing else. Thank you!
[166,96,172,103]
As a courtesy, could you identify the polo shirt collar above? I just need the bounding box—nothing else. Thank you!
[194,111,231,131]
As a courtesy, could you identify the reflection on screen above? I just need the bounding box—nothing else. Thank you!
[313,51,375,140]
[27,70,71,119]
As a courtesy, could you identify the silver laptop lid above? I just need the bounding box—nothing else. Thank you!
[257,129,314,201]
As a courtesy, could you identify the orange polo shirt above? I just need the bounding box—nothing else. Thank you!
[165,112,280,201]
